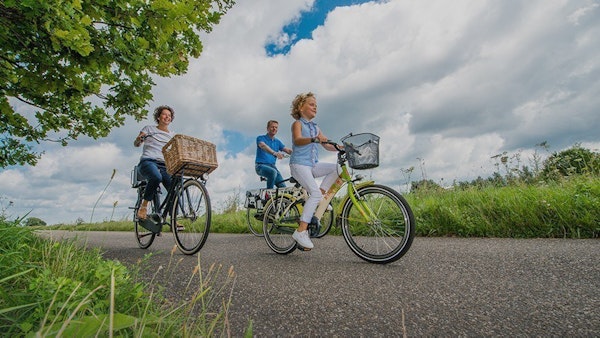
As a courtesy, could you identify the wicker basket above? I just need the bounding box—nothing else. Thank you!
[162,134,218,177]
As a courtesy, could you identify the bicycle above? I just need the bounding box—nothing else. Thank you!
[244,178,274,237]
[130,134,215,255]
[262,133,415,264]
[245,177,334,237]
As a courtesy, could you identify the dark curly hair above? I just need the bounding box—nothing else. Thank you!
[153,105,175,123]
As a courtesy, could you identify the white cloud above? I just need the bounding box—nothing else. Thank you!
[4,0,599,224]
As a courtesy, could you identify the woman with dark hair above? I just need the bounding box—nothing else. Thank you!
[133,105,176,220]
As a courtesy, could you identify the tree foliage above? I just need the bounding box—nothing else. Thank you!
[25,217,47,226]
[0,0,234,167]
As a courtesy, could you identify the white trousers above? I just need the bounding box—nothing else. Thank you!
[290,162,338,223]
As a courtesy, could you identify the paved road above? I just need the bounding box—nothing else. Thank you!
[37,231,599,337]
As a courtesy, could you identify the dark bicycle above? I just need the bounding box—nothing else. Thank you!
[130,134,216,255]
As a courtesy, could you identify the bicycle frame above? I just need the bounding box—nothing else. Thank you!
[313,149,375,223]
[145,171,202,229]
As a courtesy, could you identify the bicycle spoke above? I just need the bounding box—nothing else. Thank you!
[172,180,211,255]
[341,184,415,264]
[134,187,156,249]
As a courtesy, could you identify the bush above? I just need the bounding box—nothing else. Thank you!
[541,144,600,180]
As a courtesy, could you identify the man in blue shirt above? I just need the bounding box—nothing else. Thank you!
[255,120,293,189]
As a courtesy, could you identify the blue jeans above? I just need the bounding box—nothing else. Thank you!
[138,159,172,202]
[255,163,286,189]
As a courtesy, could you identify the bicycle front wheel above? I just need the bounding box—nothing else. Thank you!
[340,184,415,264]
[247,207,264,237]
[134,187,156,249]
[171,179,211,255]
[263,196,300,254]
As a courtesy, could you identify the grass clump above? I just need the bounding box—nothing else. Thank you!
[0,220,238,336]
[408,175,600,238]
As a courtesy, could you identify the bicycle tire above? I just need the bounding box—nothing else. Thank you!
[134,186,156,249]
[263,196,300,254]
[171,179,211,255]
[246,208,264,237]
[312,203,334,238]
[340,184,415,264]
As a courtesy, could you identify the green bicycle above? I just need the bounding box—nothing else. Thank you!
[262,133,415,264]
[245,177,334,237]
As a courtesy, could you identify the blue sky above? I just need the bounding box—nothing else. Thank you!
[2,0,599,225]
[265,0,371,56]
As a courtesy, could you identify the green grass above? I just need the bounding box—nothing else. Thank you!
[406,175,600,238]
[42,175,599,239]
[0,221,245,336]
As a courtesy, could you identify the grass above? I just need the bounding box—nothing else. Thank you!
[43,175,599,239]
[0,221,246,336]
[407,175,600,238]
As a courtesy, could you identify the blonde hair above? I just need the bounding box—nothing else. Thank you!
[290,92,315,120]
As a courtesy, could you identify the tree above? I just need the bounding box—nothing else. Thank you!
[25,217,46,226]
[0,0,234,167]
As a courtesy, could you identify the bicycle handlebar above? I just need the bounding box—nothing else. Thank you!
[272,152,290,158]
[321,140,346,153]
[140,133,169,144]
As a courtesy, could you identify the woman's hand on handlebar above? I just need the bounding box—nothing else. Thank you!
[134,132,147,147]
[321,140,344,152]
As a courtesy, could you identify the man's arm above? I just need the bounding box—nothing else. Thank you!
[258,141,278,156]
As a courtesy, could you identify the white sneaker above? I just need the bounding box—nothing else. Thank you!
[326,204,333,211]
[292,230,314,249]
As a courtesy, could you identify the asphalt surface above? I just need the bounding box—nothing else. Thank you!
[37,231,599,337]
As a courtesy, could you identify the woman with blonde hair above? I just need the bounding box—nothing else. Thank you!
[289,92,338,250]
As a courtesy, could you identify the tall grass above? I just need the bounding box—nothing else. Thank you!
[0,221,241,336]
[407,175,600,238]
[41,175,599,239]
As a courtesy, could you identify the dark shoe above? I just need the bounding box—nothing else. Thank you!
[253,212,264,221]
[308,216,321,237]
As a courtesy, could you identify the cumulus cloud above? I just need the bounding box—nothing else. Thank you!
[3,0,599,224]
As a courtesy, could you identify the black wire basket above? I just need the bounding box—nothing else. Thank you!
[341,133,380,170]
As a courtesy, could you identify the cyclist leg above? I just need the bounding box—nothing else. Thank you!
[290,164,320,249]
[313,162,338,192]
[274,168,286,188]
[138,159,162,218]
[290,164,321,226]
[158,162,172,190]
[256,164,279,189]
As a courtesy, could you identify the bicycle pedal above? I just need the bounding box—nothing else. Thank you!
[296,245,312,252]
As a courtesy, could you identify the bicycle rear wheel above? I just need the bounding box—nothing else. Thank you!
[134,186,156,249]
[340,184,415,264]
[247,208,264,237]
[171,179,211,255]
[263,196,300,254]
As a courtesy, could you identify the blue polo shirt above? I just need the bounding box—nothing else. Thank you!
[255,134,285,165]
